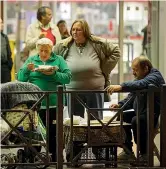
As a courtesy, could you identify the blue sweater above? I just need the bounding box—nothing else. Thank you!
[118,68,165,116]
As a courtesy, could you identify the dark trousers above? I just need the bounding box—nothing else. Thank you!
[122,110,158,155]
[1,66,11,83]
[67,93,104,159]
[39,108,57,161]
[67,93,103,119]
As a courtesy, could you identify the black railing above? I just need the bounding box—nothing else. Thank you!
[1,84,166,169]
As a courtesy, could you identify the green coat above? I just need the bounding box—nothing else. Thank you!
[17,52,72,108]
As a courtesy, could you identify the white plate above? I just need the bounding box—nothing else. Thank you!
[34,65,59,72]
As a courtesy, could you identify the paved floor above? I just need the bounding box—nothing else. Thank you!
[1,128,160,169]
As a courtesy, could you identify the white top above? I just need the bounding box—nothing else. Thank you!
[26,21,61,57]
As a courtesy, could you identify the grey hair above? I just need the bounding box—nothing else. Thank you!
[132,55,153,72]
[36,38,53,49]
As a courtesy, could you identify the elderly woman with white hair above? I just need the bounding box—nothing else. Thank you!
[17,38,72,162]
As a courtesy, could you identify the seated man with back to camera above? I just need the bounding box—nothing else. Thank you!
[106,56,165,161]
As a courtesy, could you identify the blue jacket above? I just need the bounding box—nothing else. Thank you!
[118,68,165,116]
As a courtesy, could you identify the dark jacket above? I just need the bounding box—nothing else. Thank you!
[1,32,13,70]
[118,68,165,116]
[141,26,147,48]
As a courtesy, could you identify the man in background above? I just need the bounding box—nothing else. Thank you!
[141,25,147,55]
[57,20,70,39]
[0,17,13,83]
[26,6,61,57]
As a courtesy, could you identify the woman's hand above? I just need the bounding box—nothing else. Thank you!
[41,67,56,75]
[27,63,35,71]
[105,85,122,95]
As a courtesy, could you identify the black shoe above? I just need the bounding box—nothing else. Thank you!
[51,153,57,162]
[130,154,147,167]
[139,154,147,161]
[118,150,135,161]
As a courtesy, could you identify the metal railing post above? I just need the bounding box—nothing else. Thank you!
[147,85,155,166]
[57,86,64,169]
[69,92,74,162]
[118,0,124,101]
[136,92,140,162]
[160,84,166,167]
[46,93,50,161]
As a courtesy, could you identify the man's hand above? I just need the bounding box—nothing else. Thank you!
[27,63,35,71]
[105,85,122,95]
[109,104,120,109]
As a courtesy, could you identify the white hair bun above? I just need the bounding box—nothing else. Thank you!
[36,38,53,48]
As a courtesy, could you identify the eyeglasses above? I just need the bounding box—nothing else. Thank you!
[72,28,83,32]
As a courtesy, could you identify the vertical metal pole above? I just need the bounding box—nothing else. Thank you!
[87,109,91,145]
[131,43,134,62]
[118,1,124,101]
[2,0,7,34]
[69,92,74,162]
[57,86,64,169]
[38,0,42,8]
[52,2,57,23]
[127,44,130,71]
[136,92,140,162]
[150,1,159,67]
[15,1,21,72]
[158,1,166,82]
[120,108,123,144]
[160,84,166,167]
[46,93,50,161]
[1,1,4,25]
[147,85,154,166]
